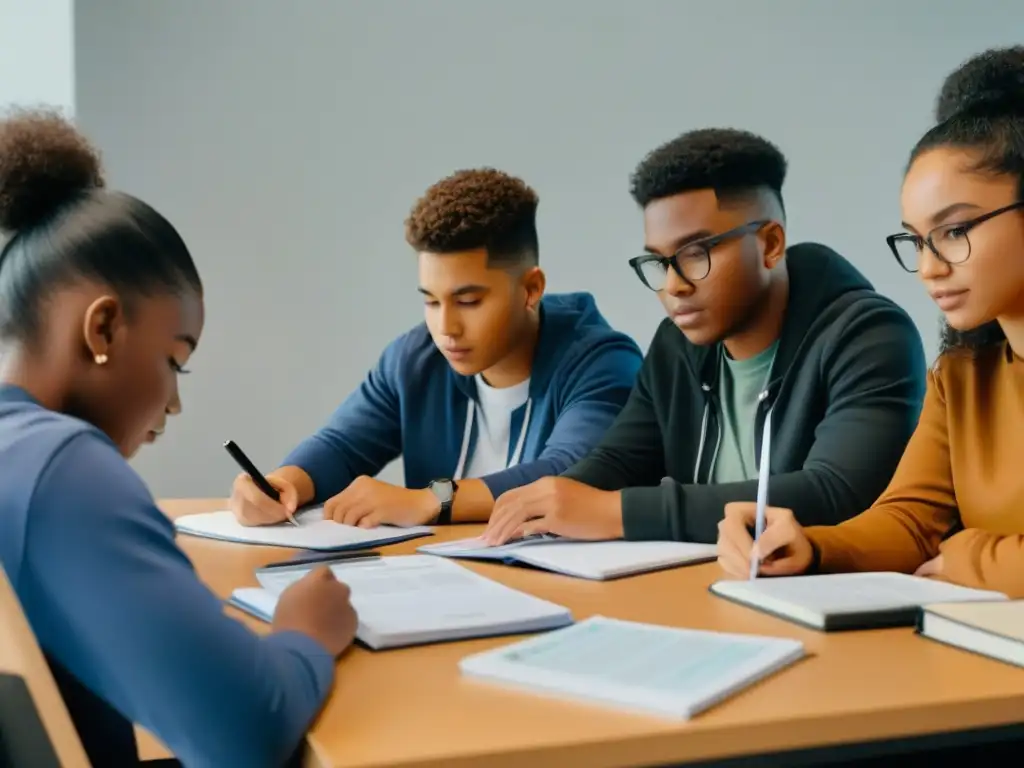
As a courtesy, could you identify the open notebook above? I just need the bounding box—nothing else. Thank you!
[710,572,1007,631]
[459,615,805,720]
[418,535,717,580]
[919,600,1024,668]
[174,508,433,551]
[228,554,572,650]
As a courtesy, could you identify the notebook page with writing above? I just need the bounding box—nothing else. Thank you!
[710,572,1007,631]
[232,555,572,649]
[459,615,805,719]
[174,508,433,551]
[419,537,717,580]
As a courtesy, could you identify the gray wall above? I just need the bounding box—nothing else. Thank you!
[74,0,1024,499]
[0,0,74,113]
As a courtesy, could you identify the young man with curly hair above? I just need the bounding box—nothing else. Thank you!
[483,129,929,545]
[229,168,642,527]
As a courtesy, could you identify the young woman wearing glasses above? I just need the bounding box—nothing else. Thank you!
[717,46,1024,600]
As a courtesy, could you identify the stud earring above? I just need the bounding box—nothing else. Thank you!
[94,353,108,365]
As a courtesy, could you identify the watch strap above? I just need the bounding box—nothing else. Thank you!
[432,479,457,525]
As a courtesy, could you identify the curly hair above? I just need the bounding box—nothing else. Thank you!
[629,128,787,214]
[0,107,104,235]
[404,168,539,268]
[935,45,1024,123]
[914,48,1024,356]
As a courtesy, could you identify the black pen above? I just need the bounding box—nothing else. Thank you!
[223,439,299,527]
[261,550,382,570]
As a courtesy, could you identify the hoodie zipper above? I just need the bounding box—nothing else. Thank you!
[694,379,776,484]
[692,383,725,484]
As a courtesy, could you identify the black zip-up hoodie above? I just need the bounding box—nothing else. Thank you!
[562,243,927,543]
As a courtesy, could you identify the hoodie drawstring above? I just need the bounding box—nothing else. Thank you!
[453,397,533,481]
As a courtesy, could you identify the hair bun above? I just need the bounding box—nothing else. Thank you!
[0,107,104,235]
[935,46,1024,122]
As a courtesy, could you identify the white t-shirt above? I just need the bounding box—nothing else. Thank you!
[461,374,531,479]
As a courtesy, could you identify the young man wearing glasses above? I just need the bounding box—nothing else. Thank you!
[483,128,928,545]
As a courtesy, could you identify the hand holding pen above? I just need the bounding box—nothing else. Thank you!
[224,440,301,527]
[715,409,815,580]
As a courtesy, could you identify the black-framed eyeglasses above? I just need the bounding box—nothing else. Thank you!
[628,220,769,291]
[886,201,1024,274]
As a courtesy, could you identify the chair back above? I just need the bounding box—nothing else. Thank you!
[0,565,91,767]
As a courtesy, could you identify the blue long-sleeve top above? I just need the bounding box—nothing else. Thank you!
[0,384,335,768]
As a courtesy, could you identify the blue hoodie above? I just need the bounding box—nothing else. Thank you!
[283,292,643,501]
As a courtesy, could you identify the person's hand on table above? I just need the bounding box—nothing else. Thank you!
[229,472,300,526]
[482,477,624,546]
[272,566,358,657]
[324,476,438,528]
[717,502,814,578]
[914,554,944,578]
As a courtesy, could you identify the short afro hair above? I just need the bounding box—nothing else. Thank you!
[935,45,1024,122]
[629,128,787,214]
[404,168,539,268]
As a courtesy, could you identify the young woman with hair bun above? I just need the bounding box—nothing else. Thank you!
[0,108,356,768]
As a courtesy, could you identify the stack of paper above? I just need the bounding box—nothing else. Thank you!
[710,572,1008,631]
[228,554,573,649]
[459,615,805,719]
[174,508,433,551]
[419,536,717,580]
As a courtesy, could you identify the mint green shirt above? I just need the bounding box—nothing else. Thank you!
[710,340,778,483]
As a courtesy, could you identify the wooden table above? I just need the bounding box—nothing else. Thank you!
[142,499,1024,767]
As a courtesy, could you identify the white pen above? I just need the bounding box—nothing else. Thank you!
[749,410,773,580]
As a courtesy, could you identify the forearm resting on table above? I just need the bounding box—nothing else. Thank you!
[941,529,1024,598]
[805,511,941,574]
[269,465,316,506]
[270,466,494,523]
[451,478,494,523]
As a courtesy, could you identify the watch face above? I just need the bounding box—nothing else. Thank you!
[431,480,454,503]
